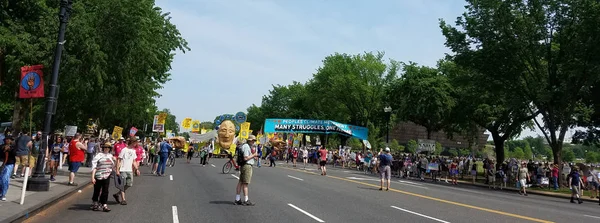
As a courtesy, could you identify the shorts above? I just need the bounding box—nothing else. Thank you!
[28,155,38,169]
[590,181,599,189]
[187,152,194,159]
[50,153,60,161]
[571,185,580,195]
[69,161,81,173]
[121,171,133,187]
[153,155,160,163]
[319,160,326,167]
[488,175,496,183]
[240,164,253,184]
[471,170,477,176]
[15,155,29,166]
[450,169,459,176]
[379,166,391,180]
[519,179,527,188]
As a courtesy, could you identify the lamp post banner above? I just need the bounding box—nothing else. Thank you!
[264,119,368,140]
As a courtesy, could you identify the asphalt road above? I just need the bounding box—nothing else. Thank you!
[23,157,600,223]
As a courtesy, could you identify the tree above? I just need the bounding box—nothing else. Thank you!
[406,139,418,154]
[309,52,398,147]
[585,151,598,163]
[388,139,401,154]
[388,62,455,139]
[561,149,576,163]
[523,145,534,161]
[1,0,189,133]
[157,108,179,134]
[513,147,525,160]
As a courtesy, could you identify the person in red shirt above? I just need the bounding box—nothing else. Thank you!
[134,139,144,176]
[318,146,328,176]
[68,133,86,186]
[292,148,299,168]
[114,137,126,157]
[552,164,559,190]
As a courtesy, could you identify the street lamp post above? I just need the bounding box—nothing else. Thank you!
[28,0,73,191]
[384,106,392,145]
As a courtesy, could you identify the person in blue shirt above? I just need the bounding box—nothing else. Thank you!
[156,138,172,176]
[256,145,262,168]
[377,147,393,191]
[569,167,584,204]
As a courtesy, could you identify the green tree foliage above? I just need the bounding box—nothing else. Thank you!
[0,0,188,133]
[561,149,576,163]
[405,139,418,154]
[388,62,455,139]
[440,0,600,167]
[388,139,401,154]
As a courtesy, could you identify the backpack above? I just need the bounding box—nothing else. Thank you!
[236,145,247,166]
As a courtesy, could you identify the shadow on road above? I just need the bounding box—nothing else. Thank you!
[209,200,234,205]
[67,204,92,211]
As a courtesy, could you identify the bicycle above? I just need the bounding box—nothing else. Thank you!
[222,154,239,174]
[167,151,176,167]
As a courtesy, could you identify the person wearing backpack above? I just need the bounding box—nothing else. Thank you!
[233,135,258,206]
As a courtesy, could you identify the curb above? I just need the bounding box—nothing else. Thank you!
[2,180,92,223]
[456,180,599,203]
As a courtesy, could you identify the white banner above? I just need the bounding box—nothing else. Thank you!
[189,130,218,142]
[417,139,436,153]
[65,125,77,137]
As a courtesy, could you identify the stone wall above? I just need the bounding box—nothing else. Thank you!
[388,121,488,150]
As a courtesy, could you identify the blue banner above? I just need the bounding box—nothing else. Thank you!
[264,119,369,140]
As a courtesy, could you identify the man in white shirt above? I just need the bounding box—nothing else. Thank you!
[113,138,137,205]
[234,135,258,206]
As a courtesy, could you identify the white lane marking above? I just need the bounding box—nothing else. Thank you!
[169,175,173,181]
[172,206,179,223]
[347,177,379,182]
[391,206,449,223]
[343,170,350,173]
[287,175,304,181]
[398,180,423,186]
[584,215,600,219]
[397,182,428,189]
[231,174,239,179]
[288,203,325,222]
[211,164,216,167]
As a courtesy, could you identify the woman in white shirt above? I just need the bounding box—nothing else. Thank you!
[302,147,308,169]
[91,142,115,212]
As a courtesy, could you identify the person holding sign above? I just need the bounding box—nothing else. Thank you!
[377,148,393,191]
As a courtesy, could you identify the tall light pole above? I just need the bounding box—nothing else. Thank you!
[384,106,392,145]
[28,0,73,191]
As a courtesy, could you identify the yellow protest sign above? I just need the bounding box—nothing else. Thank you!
[157,113,167,125]
[112,126,123,139]
[240,122,251,131]
[240,129,249,139]
[182,117,192,129]
[191,120,200,132]
[200,129,207,134]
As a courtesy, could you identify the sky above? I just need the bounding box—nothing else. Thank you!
[153,0,578,140]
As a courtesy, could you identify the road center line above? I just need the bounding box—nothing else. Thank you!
[287,175,304,181]
[280,166,553,223]
[172,206,179,223]
[584,215,600,219]
[211,164,216,167]
[231,174,239,179]
[169,175,173,181]
[391,206,450,223]
[287,203,325,222]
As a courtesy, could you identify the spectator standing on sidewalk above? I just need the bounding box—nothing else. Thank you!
[551,164,560,190]
[12,132,32,179]
[68,133,86,186]
[85,138,97,167]
[90,142,115,212]
[29,133,41,176]
[0,137,16,201]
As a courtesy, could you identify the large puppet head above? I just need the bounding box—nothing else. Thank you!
[217,120,236,149]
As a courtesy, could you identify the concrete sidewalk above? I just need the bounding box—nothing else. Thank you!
[0,166,92,223]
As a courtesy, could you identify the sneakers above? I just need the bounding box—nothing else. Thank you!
[1,197,6,201]
[50,176,56,181]
[113,194,120,203]
[233,200,243,205]
[68,182,78,186]
[243,200,255,206]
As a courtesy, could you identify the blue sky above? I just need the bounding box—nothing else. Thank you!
[153,0,576,140]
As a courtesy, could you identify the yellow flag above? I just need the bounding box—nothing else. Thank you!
[182,118,192,129]
[240,129,249,139]
[157,113,167,125]
[191,120,200,132]
[112,126,123,139]
[241,122,251,131]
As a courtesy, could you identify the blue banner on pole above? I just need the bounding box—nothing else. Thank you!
[263,119,369,140]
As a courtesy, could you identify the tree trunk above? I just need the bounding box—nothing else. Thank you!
[426,128,432,139]
[491,131,506,170]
